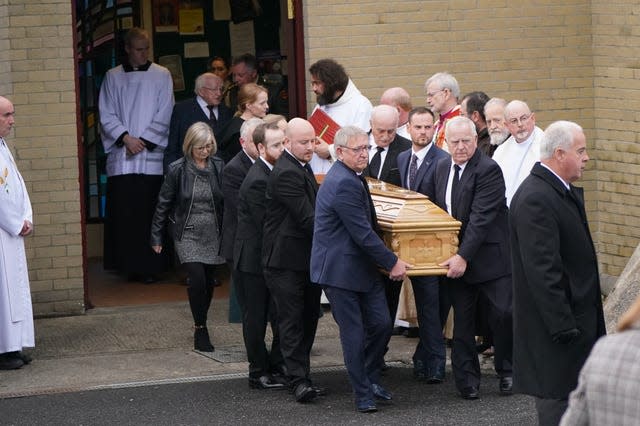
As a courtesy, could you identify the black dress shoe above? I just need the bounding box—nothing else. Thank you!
[8,351,32,365]
[0,354,24,370]
[426,373,444,384]
[460,386,480,400]
[294,382,318,403]
[249,375,285,390]
[312,385,328,396]
[356,400,377,413]
[499,376,513,395]
[371,383,393,401]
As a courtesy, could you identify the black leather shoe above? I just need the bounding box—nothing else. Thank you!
[371,383,392,401]
[312,385,328,396]
[426,373,444,384]
[294,382,318,403]
[0,355,24,370]
[7,351,32,365]
[356,400,377,413]
[249,375,285,390]
[193,326,214,352]
[460,386,480,400]
[499,376,513,395]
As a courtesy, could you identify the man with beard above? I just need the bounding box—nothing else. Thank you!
[307,59,373,173]
[492,100,544,207]
[484,98,510,149]
[460,91,494,157]
[425,72,461,149]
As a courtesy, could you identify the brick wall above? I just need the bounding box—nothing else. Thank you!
[1,0,84,315]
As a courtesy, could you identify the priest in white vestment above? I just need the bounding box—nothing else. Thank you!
[0,96,35,370]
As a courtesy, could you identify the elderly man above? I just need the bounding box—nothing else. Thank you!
[432,117,513,400]
[307,58,373,173]
[380,87,412,140]
[311,125,410,413]
[362,104,411,186]
[425,72,461,149]
[492,100,544,206]
[484,98,510,148]
[99,27,174,283]
[460,91,493,157]
[164,73,232,169]
[263,118,323,403]
[397,107,449,383]
[228,53,259,113]
[510,121,605,426]
[235,122,286,390]
[0,96,35,370]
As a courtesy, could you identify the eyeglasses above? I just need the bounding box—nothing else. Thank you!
[194,144,214,152]
[203,86,223,92]
[341,145,369,154]
[507,114,532,126]
[426,89,446,99]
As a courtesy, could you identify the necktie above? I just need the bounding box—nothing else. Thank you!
[304,163,314,176]
[408,154,418,190]
[451,164,461,215]
[368,146,385,179]
[206,105,218,129]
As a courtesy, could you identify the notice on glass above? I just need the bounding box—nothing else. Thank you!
[184,42,210,58]
[229,20,255,58]
[159,55,185,92]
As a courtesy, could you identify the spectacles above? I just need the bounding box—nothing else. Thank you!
[203,86,223,92]
[426,89,446,99]
[341,145,369,154]
[507,114,532,126]
[194,144,214,152]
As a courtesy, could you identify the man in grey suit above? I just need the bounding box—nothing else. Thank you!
[510,121,605,426]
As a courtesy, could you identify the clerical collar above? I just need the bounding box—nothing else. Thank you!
[123,61,152,72]
[438,105,460,125]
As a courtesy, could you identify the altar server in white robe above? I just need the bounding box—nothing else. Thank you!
[0,96,35,370]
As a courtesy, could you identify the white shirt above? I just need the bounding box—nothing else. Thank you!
[196,95,218,120]
[540,162,570,190]
[368,134,389,179]
[445,161,467,215]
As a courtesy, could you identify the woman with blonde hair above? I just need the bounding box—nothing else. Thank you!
[217,83,268,162]
[151,122,225,352]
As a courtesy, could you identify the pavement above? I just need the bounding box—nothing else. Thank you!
[0,300,537,425]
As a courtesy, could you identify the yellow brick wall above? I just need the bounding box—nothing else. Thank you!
[1,0,84,315]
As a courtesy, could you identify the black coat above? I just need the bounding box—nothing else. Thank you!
[432,149,511,284]
[234,158,271,274]
[362,134,411,187]
[510,162,606,399]
[150,156,224,246]
[164,97,232,170]
[220,150,253,261]
[262,150,318,272]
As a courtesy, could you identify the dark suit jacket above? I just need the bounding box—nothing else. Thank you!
[164,97,232,170]
[397,144,449,197]
[262,150,318,272]
[432,149,510,284]
[221,150,253,261]
[217,116,245,164]
[234,158,271,274]
[476,127,497,158]
[311,161,397,292]
[510,162,605,399]
[362,134,411,186]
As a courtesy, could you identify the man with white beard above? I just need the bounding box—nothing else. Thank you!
[484,98,510,148]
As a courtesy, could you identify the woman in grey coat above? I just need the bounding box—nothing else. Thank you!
[151,122,225,352]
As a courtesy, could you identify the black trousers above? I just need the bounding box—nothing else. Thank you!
[535,397,568,426]
[264,267,321,385]
[448,274,513,391]
[104,174,166,276]
[235,269,283,378]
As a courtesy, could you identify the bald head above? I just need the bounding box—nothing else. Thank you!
[370,104,399,148]
[504,100,536,143]
[286,117,315,163]
[0,96,15,138]
[380,87,412,125]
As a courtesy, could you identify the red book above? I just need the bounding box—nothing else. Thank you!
[308,108,341,144]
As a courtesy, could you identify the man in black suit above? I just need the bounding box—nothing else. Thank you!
[262,117,322,403]
[361,104,412,339]
[235,122,286,390]
[432,116,513,400]
[510,121,605,426]
[397,107,449,383]
[164,73,232,170]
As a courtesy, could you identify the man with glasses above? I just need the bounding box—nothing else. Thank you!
[425,72,462,149]
[311,126,411,413]
[492,99,544,206]
[165,73,232,169]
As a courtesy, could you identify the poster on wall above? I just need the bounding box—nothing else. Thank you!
[179,0,204,35]
[154,0,179,32]
[159,55,186,92]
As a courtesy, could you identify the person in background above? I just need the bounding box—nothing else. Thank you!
[208,56,234,109]
[151,122,225,352]
[217,83,268,163]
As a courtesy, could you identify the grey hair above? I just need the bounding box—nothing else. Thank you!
[445,116,477,139]
[540,121,583,160]
[194,73,222,94]
[240,117,264,141]
[424,72,460,99]
[334,125,368,148]
[484,97,507,114]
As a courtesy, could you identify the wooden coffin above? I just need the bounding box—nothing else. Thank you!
[366,177,461,276]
